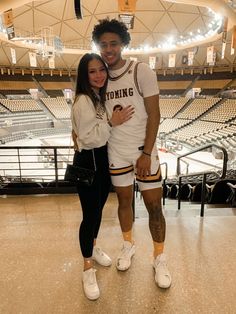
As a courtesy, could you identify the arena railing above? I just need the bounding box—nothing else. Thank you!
[160,162,168,205]
[0,145,75,194]
[176,144,228,217]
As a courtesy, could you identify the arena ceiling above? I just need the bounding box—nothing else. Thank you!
[0,0,236,71]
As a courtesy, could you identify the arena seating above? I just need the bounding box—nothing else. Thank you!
[175,98,221,119]
[0,99,42,112]
[159,97,190,118]
[162,168,236,208]
[159,118,191,133]
[41,97,71,119]
[0,71,235,208]
[201,99,236,123]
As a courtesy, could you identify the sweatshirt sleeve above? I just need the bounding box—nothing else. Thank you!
[72,95,111,149]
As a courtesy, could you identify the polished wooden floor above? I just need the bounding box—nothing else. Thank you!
[0,192,236,314]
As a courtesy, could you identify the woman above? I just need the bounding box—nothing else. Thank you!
[71,53,133,300]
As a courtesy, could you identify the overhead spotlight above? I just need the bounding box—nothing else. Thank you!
[74,0,83,19]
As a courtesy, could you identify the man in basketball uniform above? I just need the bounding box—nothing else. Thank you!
[92,19,171,288]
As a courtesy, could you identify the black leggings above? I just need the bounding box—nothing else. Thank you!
[73,145,111,258]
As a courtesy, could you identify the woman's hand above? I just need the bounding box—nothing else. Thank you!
[72,129,78,151]
[109,105,134,126]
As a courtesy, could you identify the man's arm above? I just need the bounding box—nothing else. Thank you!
[143,94,160,154]
[135,94,160,177]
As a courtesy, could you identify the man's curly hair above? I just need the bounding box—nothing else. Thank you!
[92,18,131,46]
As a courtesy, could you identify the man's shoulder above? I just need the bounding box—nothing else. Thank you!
[134,61,151,71]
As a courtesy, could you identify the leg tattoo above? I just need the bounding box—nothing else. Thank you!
[146,205,166,243]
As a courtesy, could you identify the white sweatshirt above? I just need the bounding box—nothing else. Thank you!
[71,94,111,150]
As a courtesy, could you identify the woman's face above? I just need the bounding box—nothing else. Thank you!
[88,58,107,92]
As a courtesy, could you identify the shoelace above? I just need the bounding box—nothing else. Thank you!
[119,245,132,259]
[86,269,97,285]
[95,247,105,257]
[156,260,169,275]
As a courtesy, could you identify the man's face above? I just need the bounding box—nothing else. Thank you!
[97,32,123,69]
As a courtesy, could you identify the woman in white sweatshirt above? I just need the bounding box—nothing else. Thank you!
[71,53,133,300]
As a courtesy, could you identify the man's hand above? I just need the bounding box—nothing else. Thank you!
[135,153,151,178]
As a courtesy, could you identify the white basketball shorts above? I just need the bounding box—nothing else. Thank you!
[108,145,162,191]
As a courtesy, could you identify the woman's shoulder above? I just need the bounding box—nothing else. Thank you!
[73,94,93,108]
[74,94,90,103]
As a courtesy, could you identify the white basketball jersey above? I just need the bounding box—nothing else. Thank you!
[105,60,159,155]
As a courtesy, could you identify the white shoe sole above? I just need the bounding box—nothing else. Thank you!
[84,292,100,300]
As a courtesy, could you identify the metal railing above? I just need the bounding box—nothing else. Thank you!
[0,145,74,193]
[160,162,168,205]
[176,144,228,217]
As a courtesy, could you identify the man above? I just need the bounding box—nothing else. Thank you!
[92,19,171,288]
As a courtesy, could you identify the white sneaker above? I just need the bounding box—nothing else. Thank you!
[153,253,172,288]
[116,241,135,271]
[92,246,112,267]
[82,268,100,300]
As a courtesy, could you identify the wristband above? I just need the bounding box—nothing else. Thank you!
[108,120,112,127]
[142,151,151,156]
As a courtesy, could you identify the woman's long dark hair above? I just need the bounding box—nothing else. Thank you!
[74,53,108,107]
